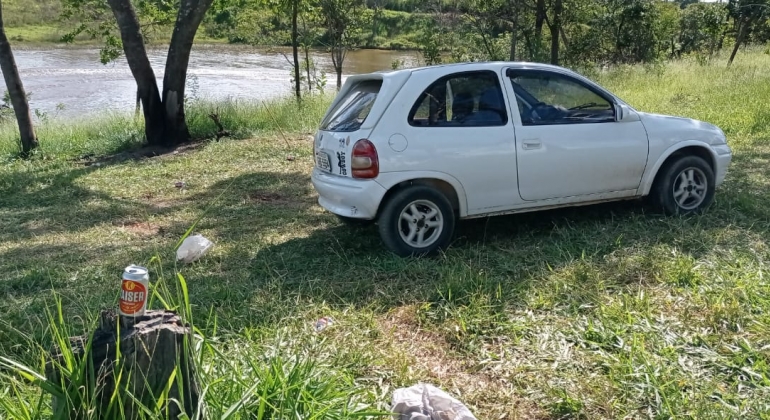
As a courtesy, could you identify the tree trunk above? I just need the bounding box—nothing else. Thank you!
[509,0,518,61]
[335,64,342,91]
[107,0,166,146]
[109,0,212,147]
[0,0,37,157]
[521,28,535,59]
[304,45,312,93]
[300,16,312,93]
[291,0,301,100]
[727,18,750,67]
[162,0,213,146]
[331,44,344,91]
[559,26,569,50]
[46,310,200,419]
[135,88,141,116]
[510,29,517,61]
[549,0,562,65]
[535,0,546,47]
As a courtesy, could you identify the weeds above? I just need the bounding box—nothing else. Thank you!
[0,95,331,159]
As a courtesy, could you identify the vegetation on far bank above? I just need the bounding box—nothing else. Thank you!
[2,51,770,418]
[1,0,428,49]
[6,0,770,61]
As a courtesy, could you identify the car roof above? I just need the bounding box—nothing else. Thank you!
[374,61,574,78]
[358,61,630,108]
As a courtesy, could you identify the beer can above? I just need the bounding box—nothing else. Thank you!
[120,265,150,317]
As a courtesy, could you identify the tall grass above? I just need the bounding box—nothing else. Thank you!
[0,95,332,159]
[1,0,61,27]
[592,49,770,143]
[0,259,383,420]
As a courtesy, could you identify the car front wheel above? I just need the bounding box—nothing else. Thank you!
[378,186,455,257]
[653,155,715,215]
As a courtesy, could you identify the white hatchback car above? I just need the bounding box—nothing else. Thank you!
[311,62,732,256]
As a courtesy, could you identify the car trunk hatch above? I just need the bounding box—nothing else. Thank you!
[314,72,409,178]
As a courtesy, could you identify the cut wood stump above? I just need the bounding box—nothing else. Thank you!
[46,310,200,420]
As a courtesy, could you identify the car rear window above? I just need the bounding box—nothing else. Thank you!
[408,71,508,127]
[321,80,382,132]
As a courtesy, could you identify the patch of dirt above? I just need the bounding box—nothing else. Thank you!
[138,193,177,212]
[248,191,286,203]
[379,306,545,419]
[246,190,314,208]
[150,200,175,211]
[112,219,164,237]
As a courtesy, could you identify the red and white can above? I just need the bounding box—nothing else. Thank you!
[120,265,149,317]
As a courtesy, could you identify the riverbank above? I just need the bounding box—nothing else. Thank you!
[0,96,332,158]
[2,53,770,418]
[4,23,232,46]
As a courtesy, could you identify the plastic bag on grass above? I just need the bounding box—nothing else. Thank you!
[176,235,214,264]
[391,383,477,420]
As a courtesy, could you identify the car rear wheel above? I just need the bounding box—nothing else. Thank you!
[378,186,455,257]
[653,155,715,215]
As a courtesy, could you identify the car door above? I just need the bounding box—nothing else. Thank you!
[388,69,520,214]
[505,69,649,202]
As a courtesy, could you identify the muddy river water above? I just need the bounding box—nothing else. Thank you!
[12,45,421,119]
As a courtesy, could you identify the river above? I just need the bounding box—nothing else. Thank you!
[11,45,421,119]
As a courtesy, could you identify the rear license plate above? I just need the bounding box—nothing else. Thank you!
[316,152,332,172]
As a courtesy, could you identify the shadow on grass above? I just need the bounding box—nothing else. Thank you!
[171,165,770,331]
[0,163,160,242]
[3,144,769,357]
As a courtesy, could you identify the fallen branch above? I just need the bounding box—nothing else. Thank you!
[209,113,231,141]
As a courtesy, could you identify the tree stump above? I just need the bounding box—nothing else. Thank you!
[46,310,201,420]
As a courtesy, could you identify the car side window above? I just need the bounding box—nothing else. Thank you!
[508,72,615,126]
[408,71,508,127]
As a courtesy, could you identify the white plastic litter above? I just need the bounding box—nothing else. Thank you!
[176,235,214,264]
[314,316,335,333]
[391,384,477,420]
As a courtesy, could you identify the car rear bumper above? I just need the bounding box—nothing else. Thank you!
[714,144,732,186]
[311,169,387,220]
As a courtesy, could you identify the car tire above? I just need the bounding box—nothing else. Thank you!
[336,215,374,228]
[378,186,455,257]
[652,155,715,216]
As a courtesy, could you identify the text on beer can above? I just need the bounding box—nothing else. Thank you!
[120,265,149,317]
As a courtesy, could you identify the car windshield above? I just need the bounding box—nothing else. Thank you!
[321,80,382,132]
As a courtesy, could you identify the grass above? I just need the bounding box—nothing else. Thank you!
[1,50,770,418]
[0,96,331,159]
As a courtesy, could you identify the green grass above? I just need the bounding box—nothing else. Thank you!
[0,96,331,159]
[2,51,770,418]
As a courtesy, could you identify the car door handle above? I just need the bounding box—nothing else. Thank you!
[522,140,542,150]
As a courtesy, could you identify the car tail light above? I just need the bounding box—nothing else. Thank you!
[351,139,379,179]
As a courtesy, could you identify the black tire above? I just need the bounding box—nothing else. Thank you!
[378,186,455,257]
[336,215,374,227]
[652,155,715,216]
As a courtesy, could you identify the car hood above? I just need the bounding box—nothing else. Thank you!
[638,112,727,146]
